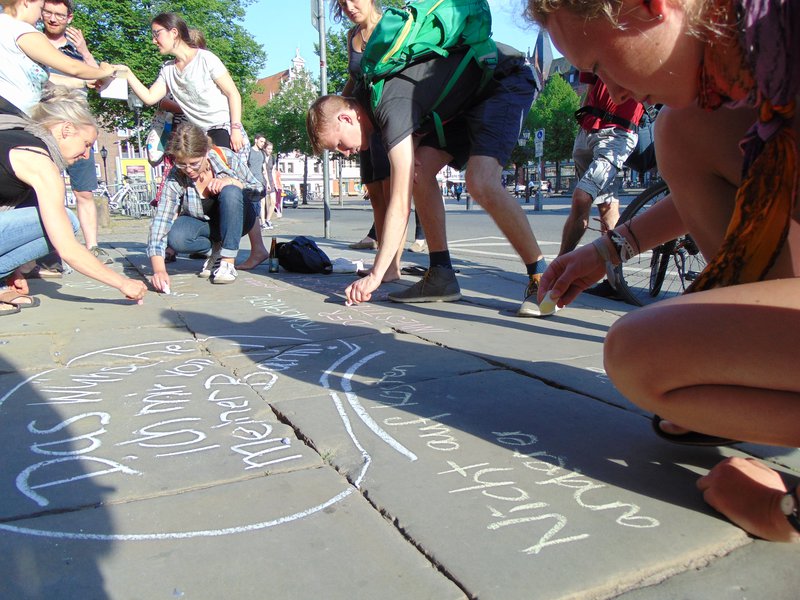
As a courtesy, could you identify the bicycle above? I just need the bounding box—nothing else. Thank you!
[612,179,707,306]
[95,179,153,219]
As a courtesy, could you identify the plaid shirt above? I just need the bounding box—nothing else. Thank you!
[147,146,263,257]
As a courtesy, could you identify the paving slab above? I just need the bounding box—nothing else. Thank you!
[1,216,798,599]
[274,367,762,599]
[0,470,464,600]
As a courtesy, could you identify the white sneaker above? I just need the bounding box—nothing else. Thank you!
[198,250,221,278]
[211,260,237,284]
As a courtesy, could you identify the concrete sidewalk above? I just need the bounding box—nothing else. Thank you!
[0,213,797,600]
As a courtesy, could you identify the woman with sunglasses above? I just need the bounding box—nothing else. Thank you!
[147,124,262,291]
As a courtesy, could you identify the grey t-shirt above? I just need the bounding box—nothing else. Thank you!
[247,148,266,186]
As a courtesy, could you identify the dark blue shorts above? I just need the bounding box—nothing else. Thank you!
[67,148,99,192]
[418,60,538,170]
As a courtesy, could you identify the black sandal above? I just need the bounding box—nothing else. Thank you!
[651,415,739,447]
[401,265,427,276]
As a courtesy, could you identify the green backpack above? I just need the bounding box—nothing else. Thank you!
[360,0,498,146]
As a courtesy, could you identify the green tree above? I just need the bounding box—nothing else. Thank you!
[527,74,580,190]
[249,69,319,201]
[71,0,265,129]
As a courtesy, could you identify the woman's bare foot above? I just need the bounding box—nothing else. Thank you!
[698,457,800,542]
[236,250,269,270]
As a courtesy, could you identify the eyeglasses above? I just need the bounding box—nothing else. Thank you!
[151,28,167,40]
[41,9,69,22]
[175,158,205,171]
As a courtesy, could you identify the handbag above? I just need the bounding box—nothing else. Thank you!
[145,110,173,166]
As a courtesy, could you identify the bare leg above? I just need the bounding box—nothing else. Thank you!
[466,156,543,263]
[236,222,270,270]
[598,199,619,233]
[74,190,98,249]
[559,188,594,255]
[413,146,452,254]
[265,191,276,225]
[367,179,402,281]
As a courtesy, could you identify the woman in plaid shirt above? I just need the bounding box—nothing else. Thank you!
[147,124,262,291]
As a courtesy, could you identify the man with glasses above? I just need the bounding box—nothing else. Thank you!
[42,0,112,266]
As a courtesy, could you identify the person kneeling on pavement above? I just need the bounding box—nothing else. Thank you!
[147,124,263,291]
[0,88,147,313]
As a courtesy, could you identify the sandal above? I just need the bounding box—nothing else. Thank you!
[651,415,739,447]
[0,290,40,308]
[25,265,62,279]
[401,265,428,276]
[0,301,21,316]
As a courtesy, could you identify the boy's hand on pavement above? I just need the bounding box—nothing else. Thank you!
[345,272,380,305]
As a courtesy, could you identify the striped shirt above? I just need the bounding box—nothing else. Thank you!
[147,146,263,257]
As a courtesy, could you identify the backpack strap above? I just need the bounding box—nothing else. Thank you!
[427,42,498,147]
[210,145,229,168]
[575,105,638,132]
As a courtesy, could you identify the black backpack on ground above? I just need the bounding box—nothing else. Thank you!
[276,236,333,274]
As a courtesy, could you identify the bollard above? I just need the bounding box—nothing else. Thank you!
[94,194,111,228]
[465,194,472,210]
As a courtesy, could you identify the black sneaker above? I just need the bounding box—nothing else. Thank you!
[584,280,624,301]
[388,265,461,303]
[517,274,559,317]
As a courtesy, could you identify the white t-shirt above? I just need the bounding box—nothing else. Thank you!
[155,49,231,131]
[0,14,49,114]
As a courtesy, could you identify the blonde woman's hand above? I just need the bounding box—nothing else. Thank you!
[120,278,148,303]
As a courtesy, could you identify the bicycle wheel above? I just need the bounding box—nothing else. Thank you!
[614,181,707,306]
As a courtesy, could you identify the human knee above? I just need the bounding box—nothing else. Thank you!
[571,188,594,213]
[218,185,244,206]
[465,173,501,206]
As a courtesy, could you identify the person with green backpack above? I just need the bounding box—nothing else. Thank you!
[307,0,554,316]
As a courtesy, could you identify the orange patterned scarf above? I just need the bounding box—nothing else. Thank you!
[689,0,798,291]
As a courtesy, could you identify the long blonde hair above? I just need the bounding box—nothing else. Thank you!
[29,86,97,129]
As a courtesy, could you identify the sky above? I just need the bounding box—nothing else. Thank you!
[242,0,548,80]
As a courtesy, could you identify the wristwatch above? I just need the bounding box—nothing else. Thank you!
[779,485,800,532]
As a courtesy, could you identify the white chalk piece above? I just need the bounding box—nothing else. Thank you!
[539,290,558,316]
[162,285,171,295]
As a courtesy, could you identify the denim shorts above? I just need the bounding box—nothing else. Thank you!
[573,127,637,205]
[418,60,538,170]
[67,148,98,192]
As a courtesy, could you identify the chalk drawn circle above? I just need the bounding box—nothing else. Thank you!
[0,337,368,541]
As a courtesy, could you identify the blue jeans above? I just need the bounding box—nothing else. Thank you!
[0,206,79,278]
[167,185,256,259]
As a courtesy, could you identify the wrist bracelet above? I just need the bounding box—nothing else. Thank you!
[230,122,243,130]
[608,230,638,263]
[592,237,619,290]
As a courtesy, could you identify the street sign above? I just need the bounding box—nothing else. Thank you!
[311,0,320,31]
[535,129,545,142]
[535,140,544,158]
